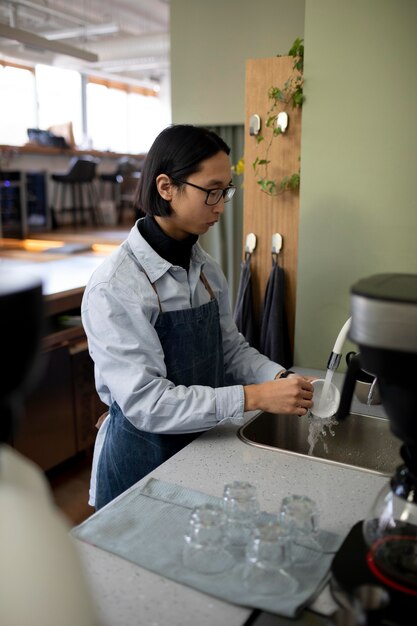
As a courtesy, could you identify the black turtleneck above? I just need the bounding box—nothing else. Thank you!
[137,216,198,272]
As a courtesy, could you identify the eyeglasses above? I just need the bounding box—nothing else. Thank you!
[171,177,236,206]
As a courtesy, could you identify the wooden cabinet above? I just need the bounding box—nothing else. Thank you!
[12,291,106,471]
[14,345,77,470]
[70,339,105,452]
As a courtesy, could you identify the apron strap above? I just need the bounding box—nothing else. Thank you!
[148,280,163,311]
[199,270,215,300]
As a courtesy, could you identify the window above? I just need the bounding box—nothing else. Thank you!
[36,65,83,146]
[87,78,165,154]
[0,61,168,153]
[127,92,165,154]
[86,82,127,152]
[0,62,37,145]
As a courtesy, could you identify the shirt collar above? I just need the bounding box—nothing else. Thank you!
[126,220,206,283]
[138,216,197,271]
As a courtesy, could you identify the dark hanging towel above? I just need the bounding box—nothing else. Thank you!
[259,255,292,368]
[233,253,258,349]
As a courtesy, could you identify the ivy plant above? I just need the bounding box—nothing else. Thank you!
[252,37,304,197]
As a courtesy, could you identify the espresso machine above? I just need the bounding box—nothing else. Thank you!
[332,273,417,621]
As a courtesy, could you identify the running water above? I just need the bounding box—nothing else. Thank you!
[316,368,334,414]
[307,318,351,456]
[307,414,338,455]
[308,368,338,455]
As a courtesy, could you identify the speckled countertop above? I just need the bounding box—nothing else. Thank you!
[75,369,393,626]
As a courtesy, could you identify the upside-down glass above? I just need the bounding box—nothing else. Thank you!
[244,512,298,595]
[223,481,260,546]
[182,503,235,574]
[279,494,321,563]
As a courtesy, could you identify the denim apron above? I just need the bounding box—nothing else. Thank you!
[95,271,225,510]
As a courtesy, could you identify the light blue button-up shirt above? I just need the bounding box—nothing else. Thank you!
[82,223,282,435]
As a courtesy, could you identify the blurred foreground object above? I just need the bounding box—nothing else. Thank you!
[0,271,97,626]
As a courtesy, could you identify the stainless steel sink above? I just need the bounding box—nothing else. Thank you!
[238,411,402,475]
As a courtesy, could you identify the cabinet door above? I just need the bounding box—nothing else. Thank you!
[70,340,107,451]
[14,346,77,471]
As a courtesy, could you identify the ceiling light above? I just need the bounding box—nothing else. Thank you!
[39,23,119,42]
[0,24,98,62]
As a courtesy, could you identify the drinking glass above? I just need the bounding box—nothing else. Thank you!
[223,481,260,546]
[279,494,321,563]
[244,512,298,595]
[183,503,235,574]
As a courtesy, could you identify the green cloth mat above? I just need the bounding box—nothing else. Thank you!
[72,478,343,617]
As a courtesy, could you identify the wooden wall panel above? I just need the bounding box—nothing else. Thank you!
[243,56,302,353]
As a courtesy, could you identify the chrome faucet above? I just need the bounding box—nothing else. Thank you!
[367,377,379,405]
[326,317,351,372]
[333,316,378,420]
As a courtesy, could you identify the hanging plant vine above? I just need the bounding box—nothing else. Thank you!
[252,37,305,196]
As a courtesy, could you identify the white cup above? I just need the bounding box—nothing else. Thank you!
[310,378,341,419]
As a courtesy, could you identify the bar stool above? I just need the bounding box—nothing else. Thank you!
[51,156,101,228]
[99,157,143,224]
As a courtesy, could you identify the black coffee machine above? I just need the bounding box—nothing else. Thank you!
[334,273,417,609]
[338,273,417,460]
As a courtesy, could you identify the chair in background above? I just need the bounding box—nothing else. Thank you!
[51,156,101,228]
[99,157,144,224]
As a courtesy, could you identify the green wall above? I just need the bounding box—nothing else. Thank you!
[295,0,417,368]
[171,0,305,125]
[170,0,417,370]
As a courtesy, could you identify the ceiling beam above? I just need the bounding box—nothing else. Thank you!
[0,23,98,62]
[39,23,119,41]
[6,0,87,26]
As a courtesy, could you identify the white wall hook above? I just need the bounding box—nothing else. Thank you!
[249,114,261,136]
[276,111,289,133]
[272,233,283,254]
[245,233,257,254]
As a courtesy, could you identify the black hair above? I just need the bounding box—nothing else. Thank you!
[134,124,231,217]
